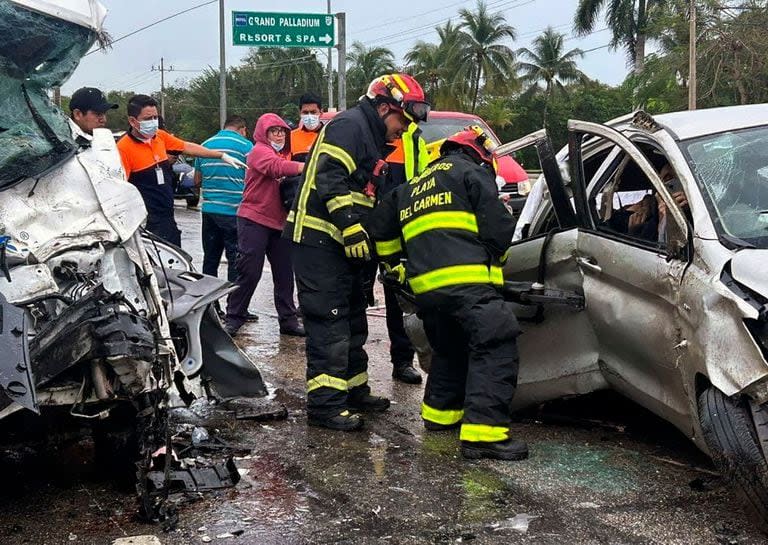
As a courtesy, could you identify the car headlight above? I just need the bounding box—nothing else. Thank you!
[517,180,532,196]
[495,175,506,191]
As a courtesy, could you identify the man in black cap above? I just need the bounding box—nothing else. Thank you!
[68,86,118,144]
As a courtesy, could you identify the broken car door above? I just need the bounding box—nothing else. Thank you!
[497,131,605,408]
[567,120,692,430]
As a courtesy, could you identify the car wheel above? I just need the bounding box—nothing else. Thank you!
[698,386,768,531]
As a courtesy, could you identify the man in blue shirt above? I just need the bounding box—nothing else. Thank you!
[194,115,253,281]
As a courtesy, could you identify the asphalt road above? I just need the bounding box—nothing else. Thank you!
[0,205,764,545]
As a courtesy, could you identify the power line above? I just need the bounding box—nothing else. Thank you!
[354,0,475,34]
[85,0,217,56]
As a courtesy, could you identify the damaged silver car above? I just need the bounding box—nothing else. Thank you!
[405,105,768,530]
[0,0,266,518]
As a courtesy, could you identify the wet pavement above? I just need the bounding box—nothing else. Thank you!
[0,205,765,544]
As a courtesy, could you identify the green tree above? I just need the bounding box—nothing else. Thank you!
[517,27,586,127]
[405,21,468,109]
[346,41,395,102]
[456,0,517,112]
[574,0,666,75]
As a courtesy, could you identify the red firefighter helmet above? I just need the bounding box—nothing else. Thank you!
[364,73,430,122]
[441,125,498,168]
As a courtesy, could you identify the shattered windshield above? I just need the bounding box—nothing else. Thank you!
[683,126,768,248]
[0,1,96,188]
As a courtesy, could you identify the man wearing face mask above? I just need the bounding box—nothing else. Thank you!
[284,73,430,431]
[290,92,324,162]
[117,94,247,246]
[225,113,305,337]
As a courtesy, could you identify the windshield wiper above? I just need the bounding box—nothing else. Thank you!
[722,234,755,249]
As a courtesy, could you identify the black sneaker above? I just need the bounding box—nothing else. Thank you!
[392,364,422,384]
[245,312,260,322]
[461,439,529,461]
[424,420,460,431]
[348,393,390,413]
[308,410,364,431]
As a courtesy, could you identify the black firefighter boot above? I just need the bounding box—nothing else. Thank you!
[348,391,391,413]
[392,363,423,384]
[461,439,529,461]
[308,410,364,431]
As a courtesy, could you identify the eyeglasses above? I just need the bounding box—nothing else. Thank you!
[268,127,287,135]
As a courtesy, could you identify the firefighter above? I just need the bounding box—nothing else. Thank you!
[375,122,429,384]
[367,126,528,460]
[284,73,430,431]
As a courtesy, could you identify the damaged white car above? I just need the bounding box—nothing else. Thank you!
[0,0,267,518]
[404,105,768,530]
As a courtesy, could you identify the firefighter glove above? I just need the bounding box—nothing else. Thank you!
[221,152,247,169]
[383,263,406,284]
[342,224,371,261]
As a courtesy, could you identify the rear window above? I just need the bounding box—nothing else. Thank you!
[419,117,499,145]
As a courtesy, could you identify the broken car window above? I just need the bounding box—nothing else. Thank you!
[0,2,96,187]
[684,126,768,248]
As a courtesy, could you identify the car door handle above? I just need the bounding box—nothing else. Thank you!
[576,256,602,273]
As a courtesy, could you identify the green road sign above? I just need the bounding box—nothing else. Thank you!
[232,11,335,48]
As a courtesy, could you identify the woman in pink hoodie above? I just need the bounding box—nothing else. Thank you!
[225,113,305,337]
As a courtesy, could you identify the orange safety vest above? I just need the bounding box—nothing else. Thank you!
[290,127,321,162]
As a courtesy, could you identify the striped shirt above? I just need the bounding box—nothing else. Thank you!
[194,129,253,215]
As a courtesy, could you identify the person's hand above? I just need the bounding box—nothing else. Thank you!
[221,152,247,169]
[342,224,371,261]
[626,196,654,233]
[383,263,406,284]
[671,191,688,208]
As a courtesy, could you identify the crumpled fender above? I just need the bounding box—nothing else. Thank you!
[0,291,37,414]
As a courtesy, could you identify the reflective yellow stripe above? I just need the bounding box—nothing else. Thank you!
[304,215,342,243]
[459,423,509,443]
[408,264,502,295]
[317,143,356,174]
[402,211,478,241]
[375,238,402,256]
[287,210,295,222]
[351,191,375,208]
[327,194,353,213]
[392,73,410,93]
[421,403,463,425]
[307,373,348,393]
[342,223,363,238]
[347,372,368,389]
[294,129,326,241]
[489,265,503,286]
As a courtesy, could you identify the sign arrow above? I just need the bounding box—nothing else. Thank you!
[319,34,332,44]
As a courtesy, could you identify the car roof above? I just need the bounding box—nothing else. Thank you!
[617,104,768,141]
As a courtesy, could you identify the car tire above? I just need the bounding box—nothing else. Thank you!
[698,386,768,531]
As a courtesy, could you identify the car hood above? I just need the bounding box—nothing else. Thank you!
[731,249,768,297]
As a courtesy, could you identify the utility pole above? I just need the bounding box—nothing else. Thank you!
[688,0,697,110]
[219,0,227,128]
[151,57,174,119]
[52,86,61,107]
[326,0,334,110]
[336,12,346,111]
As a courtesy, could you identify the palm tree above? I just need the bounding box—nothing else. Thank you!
[404,22,467,109]
[455,0,517,112]
[574,0,665,75]
[346,41,396,101]
[518,27,586,126]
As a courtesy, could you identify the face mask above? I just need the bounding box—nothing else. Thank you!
[138,119,159,138]
[301,114,320,130]
[270,141,284,152]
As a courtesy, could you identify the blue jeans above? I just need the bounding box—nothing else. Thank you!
[202,212,238,281]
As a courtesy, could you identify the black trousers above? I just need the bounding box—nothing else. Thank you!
[146,211,181,248]
[293,244,370,418]
[420,285,520,442]
[201,212,238,281]
[363,262,415,368]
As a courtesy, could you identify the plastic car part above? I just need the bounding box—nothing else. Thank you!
[146,457,241,492]
[0,291,37,414]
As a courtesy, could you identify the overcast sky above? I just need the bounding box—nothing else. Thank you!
[62,0,630,97]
